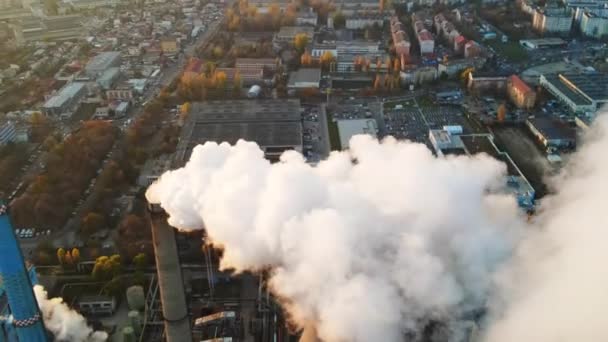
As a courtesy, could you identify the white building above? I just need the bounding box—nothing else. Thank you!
[532,8,573,34]
[337,119,378,149]
[579,10,608,38]
[42,82,88,116]
[311,42,337,58]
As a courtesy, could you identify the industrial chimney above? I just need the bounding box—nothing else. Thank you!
[0,202,48,342]
[147,202,192,342]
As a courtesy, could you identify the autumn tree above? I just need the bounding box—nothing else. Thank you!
[64,250,73,265]
[133,253,147,270]
[320,51,335,69]
[373,74,382,92]
[81,212,105,236]
[497,103,507,122]
[300,50,313,66]
[57,248,66,265]
[294,33,309,53]
[393,58,401,73]
[233,70,242,91]
[212,46,224,59]
[72,248,80,264]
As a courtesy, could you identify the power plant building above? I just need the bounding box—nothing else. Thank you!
[176,99,303,162]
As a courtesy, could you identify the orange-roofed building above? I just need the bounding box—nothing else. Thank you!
[507,75,536,109]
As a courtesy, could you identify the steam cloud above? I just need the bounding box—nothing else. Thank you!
[147,112,608,341]
[34,285,108,342]
[147,135,524,341]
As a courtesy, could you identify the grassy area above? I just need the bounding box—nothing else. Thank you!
[326,113,342,151]
[487,41,528,63]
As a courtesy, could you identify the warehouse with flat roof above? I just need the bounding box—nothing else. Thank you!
[539,72,608,113]
[176,100,302,162]
[42,82,87,116]
[85,51,121,78]
[337,119,378,149]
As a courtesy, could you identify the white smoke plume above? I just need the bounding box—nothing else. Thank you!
[34,285,108,342]
[147,135,526,341]
[483,112,608,341]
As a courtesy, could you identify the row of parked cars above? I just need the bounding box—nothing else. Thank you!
[15,228,51,239]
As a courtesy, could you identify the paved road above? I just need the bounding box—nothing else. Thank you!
[318,104,331,157]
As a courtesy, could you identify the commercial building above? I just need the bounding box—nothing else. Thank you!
[288,68,322,90]
[85,51,121,78]
[507,75,536,109]
[337,119,378,149]
[579,11,608,38]
[336,52,390,73]
[526,117,576,149]
[235,58,280,72]
[519,37,568,50]
[0,121,17,145]
[97,67,121,90]
[77,295,117,315]
[532,8,573,34]
[43,82,87,116]
[539,73,608,113]
[176,100,303,162]
[467,72,508,93]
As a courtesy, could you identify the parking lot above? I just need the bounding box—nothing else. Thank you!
[301,104,328,162]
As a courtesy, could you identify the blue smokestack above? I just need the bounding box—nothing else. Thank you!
[0,203,48,342]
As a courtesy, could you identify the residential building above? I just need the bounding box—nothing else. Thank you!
[106,87,134,101]
[539,73,608,113]
[161,39,179,55]
[337,119,378,149]
[0,121,17,145]
[391,16,411,60]
[343,13,385,29]
[288,68,322,90]
[532,7,573,34]
[42,82,87,116]
[467,73,508,93]
[464,40,481,58]
[85,51,121,78]
[579,10,608,38]
[438,58,485,78]
[507,75,536,109]
[336,52,390,73]
[526,117,576,149]
[412,13,434,55]
[175,100,303,162]
[400,65,437,85]
[235,58,280,72]
[336,40,381,55]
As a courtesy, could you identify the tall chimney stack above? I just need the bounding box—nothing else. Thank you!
[147,202,192,342]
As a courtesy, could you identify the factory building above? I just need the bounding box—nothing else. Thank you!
[85,51,121,78]
[526,117,576,149]
[11,15,85,46]
[507,75,536,109]
[0,203,48,341]
[175,99,303,162]
[42,82,87,116]
[539,73,608,114]
[337,118,378,149]
[429,129,536,209]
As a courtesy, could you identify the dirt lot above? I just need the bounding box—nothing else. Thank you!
[492,125,550,198]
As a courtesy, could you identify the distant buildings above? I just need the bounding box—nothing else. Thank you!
[160,38,179,56]
[507,75,536,109]
[11,15,85,46]
[235,58,280,72]
[519,37,568,50]
[42,82,87,116]
[467,72,508,93]
[532,7,573,34]
[342,13,385,29]
[85,51,121,78]
[97,67,121,90]
[296,10,318,26]
[274,26,314,45]
[464,41,481,58]
[215,67,264,86]
[391,16,410,63]
[539,73,608,114]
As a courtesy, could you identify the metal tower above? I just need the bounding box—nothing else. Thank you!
[0,202,48,342]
